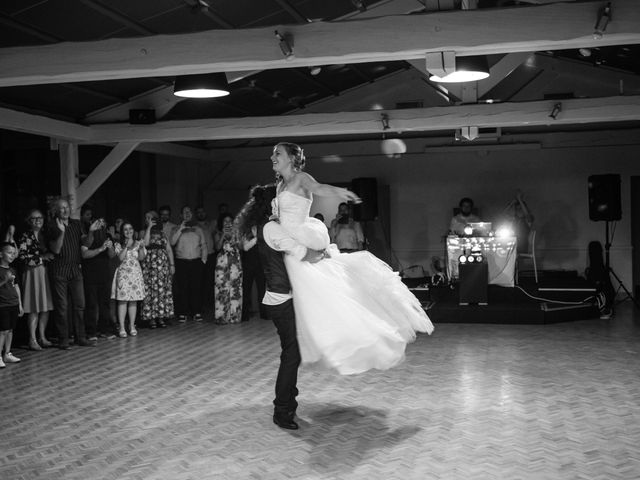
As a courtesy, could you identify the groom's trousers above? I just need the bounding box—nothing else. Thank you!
[267,299,301,417]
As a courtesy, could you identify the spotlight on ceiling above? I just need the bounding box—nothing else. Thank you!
[593,1,612,40]
[173,73,230,98]
[426,52,490,83]
[275,30,294,60]
[549,102,562,120]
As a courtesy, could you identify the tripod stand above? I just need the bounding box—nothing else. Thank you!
[604,221,640,309]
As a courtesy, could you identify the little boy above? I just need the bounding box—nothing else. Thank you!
[0,242,23,368]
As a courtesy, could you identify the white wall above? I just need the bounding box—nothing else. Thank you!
[157,141,640,288]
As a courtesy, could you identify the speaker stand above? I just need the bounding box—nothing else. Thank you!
[604,221,640,310]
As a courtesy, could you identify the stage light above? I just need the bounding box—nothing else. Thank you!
[173,73,230,98]
[549,102,562,120]
[463,225,474,236]
[496,225,514,238]
[467,255,475,263]
[593,1,612,40]
[476,255,484,263]
[275,30,294,60]
[459,255,467,264]
[380,113,390,131]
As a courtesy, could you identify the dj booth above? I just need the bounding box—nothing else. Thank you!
[446,235,517,288]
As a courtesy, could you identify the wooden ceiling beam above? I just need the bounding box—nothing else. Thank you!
[85,96,640,144]
[0,106,91,141]
[3,96,639,144]
[1,0,638,87]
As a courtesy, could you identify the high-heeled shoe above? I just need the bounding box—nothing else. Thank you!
[40,338,53,348]
[130,326,138,336]
[29,340,43,351]
[118,330,127,338]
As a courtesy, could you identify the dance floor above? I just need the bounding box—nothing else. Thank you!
[2,303,640,480]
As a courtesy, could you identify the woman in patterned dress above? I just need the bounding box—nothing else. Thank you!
[213,213,243,324]
[111,221,146,337]
[140,211,174,329]
[17,209,55,350]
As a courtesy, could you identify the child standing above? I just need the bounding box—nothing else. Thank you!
[0,242,24,368]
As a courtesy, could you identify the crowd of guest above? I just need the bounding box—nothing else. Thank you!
[0,197,269,366]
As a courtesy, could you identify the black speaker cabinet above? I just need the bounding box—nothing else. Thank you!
[351,177,378,221]
[459,262,488,305]
[588,174,621,221]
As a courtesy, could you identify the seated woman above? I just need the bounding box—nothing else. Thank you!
[251,142,434,375]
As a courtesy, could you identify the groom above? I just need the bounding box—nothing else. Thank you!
[258,219,325,430]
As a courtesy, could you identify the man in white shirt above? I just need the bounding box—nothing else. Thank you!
[170,206,208,322]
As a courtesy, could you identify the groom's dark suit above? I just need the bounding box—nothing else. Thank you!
[257,224,301,427]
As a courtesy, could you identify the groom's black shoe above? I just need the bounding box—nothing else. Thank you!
[273,414,299,430]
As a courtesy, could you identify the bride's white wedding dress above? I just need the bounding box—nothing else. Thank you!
[271,190,434,375]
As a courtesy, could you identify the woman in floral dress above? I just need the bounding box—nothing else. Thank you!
[213,213,243,324]
[140,211,174,328]
[112,222,146,337]
[17,209,54,350]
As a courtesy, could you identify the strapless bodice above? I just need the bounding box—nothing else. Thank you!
[275,191,312,228]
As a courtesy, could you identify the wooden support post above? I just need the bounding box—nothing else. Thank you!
[75,142,139,209]
[59,143,80,218]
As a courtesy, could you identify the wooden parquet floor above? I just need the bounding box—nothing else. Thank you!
[1,304,640,480]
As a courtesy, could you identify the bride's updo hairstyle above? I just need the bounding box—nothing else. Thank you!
[277,142,306,172]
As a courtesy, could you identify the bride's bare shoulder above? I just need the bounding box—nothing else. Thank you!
[297,171,316,185]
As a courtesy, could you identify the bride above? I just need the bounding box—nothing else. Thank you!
[264,142,433,375]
